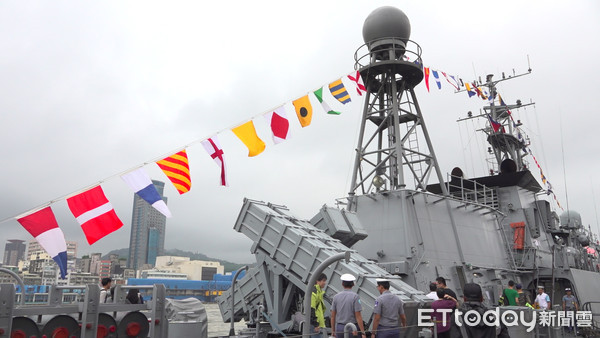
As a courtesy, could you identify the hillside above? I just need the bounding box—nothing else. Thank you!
[102,248,248,273]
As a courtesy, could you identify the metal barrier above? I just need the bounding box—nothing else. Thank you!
[0,283,168,338]
[581,301,600,332]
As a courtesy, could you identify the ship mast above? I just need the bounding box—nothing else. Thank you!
[458,69,534,174]
[348,7,449,206]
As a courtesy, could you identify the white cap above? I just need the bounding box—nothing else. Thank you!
[537,285,545,289]
[340,274,356,282]
[375,278,390,283]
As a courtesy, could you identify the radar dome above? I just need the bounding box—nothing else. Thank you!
[362,6,411,44]
[577,234,590,247]
[560,210,582,228]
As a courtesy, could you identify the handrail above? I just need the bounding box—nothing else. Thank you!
[0,268,25,305]
[580,301,600,329]
[446,174,498,209]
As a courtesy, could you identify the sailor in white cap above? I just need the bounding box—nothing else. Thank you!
[562,287,578,332]
[372,278,406,338]
[534,285,551,310]
[330,274,366,338]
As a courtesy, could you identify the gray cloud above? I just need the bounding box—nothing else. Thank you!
[1,1,599,263]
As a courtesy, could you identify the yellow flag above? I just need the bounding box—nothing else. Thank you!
[232,121,266,157]
[293,95,313,127]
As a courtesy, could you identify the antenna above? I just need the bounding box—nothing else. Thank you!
[559,111,571,224]
[591,177,600,237]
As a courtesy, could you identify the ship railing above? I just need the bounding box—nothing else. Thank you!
[354,37,423,70]
[580,301,600,331]
[446,174,499,209]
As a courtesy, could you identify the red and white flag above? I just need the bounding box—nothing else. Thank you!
[348,71,367,96]
[263,106,289,144]
[441,71,460,90]
[67,185,123,245]
[17,207,68,279]
[201,136,228,186]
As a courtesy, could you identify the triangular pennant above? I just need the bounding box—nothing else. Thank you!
[156,150,192,194]
[431,70,442,89]
[17,207,68,279]
[121,168,172,218]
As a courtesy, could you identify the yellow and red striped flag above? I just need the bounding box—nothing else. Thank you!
[156,150,191,194]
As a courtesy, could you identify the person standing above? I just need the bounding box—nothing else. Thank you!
[425,282,439,300]
[125,288,144,304]
[371,278,406,338]
[562,287,578,333]
[310,273,328,338]
[503,280,519,306]
[435,277,457,300]
[459,283,510,338]
[534,286,551,310]
[435,276,461,337]
[331,274,367,338]
[516,284,533,308]
[99,277,112,303]
[430,289,457,338]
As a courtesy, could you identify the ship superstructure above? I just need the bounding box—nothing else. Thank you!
[218,5,600,338]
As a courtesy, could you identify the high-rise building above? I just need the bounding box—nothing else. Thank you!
[128,180,168,271]
[27,240,78,260]
[3,239,26,266]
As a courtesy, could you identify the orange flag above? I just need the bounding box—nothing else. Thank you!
[232,121,266,157]
[293,95,313,127]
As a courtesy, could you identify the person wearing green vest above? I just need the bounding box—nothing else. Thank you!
[311,273,328,338]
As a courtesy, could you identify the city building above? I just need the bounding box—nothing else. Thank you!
[67,272,98,286]
[127,180,168,271]
[89,253,102,275]
[108,254,127,276]
[139,270,188,280]
[77,256,91,273]
[27,240,77,261]
[3,239,26,266]
[127,272,243,302]
[98,260,111,280]
[150,256,225,280]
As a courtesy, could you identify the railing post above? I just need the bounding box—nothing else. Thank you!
[343,322,358,338]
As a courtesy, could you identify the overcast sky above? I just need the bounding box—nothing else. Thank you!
[1,1,599,264]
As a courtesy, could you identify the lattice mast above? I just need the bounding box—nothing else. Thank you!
[457,70,534,174]
[348,7,449,203]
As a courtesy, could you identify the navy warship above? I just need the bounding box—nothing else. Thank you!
[217,6,600,338]
[0,5,597,338]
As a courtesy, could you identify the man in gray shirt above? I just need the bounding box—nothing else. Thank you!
[331,274,367,338]
[372,278,406,338]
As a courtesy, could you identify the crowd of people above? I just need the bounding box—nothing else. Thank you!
[310,274,580,338]
[98,277,144,304]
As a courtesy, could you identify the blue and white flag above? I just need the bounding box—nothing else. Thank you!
[121,168,172,218]
[431,70,442,89]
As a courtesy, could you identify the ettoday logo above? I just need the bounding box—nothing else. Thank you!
[417,309,592,332]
